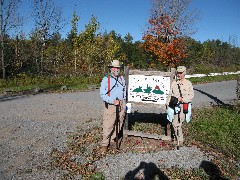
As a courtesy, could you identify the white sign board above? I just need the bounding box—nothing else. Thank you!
[128,75,170,104]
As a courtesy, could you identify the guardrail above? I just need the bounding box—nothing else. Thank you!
[185,71,240,78]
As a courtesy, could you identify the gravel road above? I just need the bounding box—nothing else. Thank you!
[0,80,237,179]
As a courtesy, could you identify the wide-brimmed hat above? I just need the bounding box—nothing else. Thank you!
[108,60,121,68]
[177,66,186,73]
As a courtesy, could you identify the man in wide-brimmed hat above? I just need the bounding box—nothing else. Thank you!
[99,60,126,150]
[167,66,194,146]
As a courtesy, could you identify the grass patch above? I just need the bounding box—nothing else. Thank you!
[131,122,164,135]
[0,74,102,94]
[189,74,238,84]
[188,105,240,160]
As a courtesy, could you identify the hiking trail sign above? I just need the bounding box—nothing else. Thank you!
[128,75,170,105]
[123,67,176,140]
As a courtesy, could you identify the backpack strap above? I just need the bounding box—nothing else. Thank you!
[120,75,124,99]
[177,83,182,97]
[108,74,110,96]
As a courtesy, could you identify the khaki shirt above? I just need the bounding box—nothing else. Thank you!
[167,79,194,104]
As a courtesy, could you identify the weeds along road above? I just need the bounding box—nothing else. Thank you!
[0,80,237,179]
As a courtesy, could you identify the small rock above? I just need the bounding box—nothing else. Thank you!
[60,85,68,91]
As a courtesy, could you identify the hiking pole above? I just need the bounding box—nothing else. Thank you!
[115,97,120,149]
[177,110,180,150]
[172,105,180,150]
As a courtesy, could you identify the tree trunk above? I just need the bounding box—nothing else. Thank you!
[41,44,44,74]
[74,49,77,76]
[1,38,5,79]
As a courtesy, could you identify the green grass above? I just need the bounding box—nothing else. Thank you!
[0,74,102,94]
[0,73,239,94]
[189,74,238,84]
[188,105,240,160]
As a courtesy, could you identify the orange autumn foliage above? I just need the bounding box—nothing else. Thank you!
[143,14,187,68]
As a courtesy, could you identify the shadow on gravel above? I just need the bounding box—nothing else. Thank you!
[200,160,229,180]
[194,88,234,108]
[0,85,63,102]
[124,161,169,180]
[0,94,33,102]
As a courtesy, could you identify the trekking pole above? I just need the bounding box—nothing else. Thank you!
[177,109,180,150]
[115,97,120,149]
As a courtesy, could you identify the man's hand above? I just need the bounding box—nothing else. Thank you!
[114,99,119,106]
[178,97,183,102]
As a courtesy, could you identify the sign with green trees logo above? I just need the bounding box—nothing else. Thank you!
[128,75,170,104]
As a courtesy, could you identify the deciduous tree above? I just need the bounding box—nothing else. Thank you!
[143,0,199,70]
[0,0,21,79]
[74,16,100,75]
[70,10,80,75]
[32,0,63,74]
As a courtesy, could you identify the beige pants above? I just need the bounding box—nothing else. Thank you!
[173,104,185,142]
[102,101,126,146]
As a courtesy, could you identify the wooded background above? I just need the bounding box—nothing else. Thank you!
[1,0,239,80]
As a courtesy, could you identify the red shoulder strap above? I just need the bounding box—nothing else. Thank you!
[108,75,123,97]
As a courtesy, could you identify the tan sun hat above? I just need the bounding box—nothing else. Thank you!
[177,66,186,73]
[108,60,121,68]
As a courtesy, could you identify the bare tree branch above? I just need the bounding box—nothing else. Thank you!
[150,0,199,37]
[0,0,21,79]
[32,0,64,74]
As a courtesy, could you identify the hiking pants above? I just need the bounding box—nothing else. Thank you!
[173,104,185,142]
[102,101,125,146]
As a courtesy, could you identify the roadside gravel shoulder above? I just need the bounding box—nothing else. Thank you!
[0,91,102,179]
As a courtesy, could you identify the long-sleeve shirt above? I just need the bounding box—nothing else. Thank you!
[100,74,126,104]
[166,78,194,123]
[167,78,194,105]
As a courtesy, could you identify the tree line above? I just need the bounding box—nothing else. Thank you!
[1,0,239,80]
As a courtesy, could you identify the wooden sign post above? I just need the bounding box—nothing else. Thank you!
[124,67,176,140]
